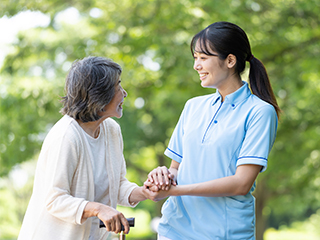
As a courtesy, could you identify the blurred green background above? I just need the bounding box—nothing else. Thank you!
[1,0,320,239]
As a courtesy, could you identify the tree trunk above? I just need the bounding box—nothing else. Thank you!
[254,179,268,240]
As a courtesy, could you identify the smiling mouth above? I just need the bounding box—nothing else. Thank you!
[199,73,208,80]
[119,102,123,109]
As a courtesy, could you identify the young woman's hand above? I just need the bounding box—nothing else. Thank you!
[147,166,177,191]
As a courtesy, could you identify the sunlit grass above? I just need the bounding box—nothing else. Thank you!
[265,211,320,240]
[265,227,318,240]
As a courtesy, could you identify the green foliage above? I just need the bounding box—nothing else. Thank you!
[0,160,35,240]
[1,0,320,239]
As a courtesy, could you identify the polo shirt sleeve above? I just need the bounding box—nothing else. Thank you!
[164,102,189,163]
[237,104,278,172]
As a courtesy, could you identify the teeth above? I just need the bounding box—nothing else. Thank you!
[200,73,207,77]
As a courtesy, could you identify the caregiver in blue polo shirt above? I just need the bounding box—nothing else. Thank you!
[144,21,280,240]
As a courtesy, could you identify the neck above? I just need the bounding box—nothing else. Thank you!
[77,119,103,138]
[218,77,243,102]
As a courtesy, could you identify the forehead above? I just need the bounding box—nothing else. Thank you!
[193,38,216,55]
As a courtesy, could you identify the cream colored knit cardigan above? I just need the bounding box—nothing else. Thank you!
[18,115,138,240]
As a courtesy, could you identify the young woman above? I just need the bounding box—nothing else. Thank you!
[18,56,154,240]
[145,21,280,240]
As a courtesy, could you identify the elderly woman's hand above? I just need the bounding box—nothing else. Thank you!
[143,180,174,202]
[96,204,129,234]
[83,202,130,234]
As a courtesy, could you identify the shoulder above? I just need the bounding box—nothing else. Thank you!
[249,95,276,114]
[184,93,217,111]
[42,115,84,151]
[245,95,278,124]
[101,118,122,139]
[103,117,120,130]
[186,93,216,104]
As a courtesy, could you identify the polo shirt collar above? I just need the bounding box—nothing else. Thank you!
[211,81,251,107]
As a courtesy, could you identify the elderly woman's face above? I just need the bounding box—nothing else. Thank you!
[101,79,127,119]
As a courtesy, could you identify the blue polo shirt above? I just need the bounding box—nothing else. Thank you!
[158,82,278,240]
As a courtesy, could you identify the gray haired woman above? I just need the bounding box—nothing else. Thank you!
[18,56,152,240]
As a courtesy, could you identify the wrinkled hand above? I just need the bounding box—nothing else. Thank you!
[143,180,172,202]
[97,205,129,234]
[147,166,177,191]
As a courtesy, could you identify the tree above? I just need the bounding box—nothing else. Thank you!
[1,0,320,239]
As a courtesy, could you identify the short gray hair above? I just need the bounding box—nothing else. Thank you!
[60,56,122,122]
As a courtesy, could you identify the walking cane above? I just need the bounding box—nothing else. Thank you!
[100,218,135,240]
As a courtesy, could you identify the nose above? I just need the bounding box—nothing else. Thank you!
[123,88,128,98]
[193,60,202,71]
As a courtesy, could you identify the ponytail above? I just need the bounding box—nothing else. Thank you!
[248,57,281,118]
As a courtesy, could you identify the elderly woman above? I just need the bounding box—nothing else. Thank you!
[18,56,152,240]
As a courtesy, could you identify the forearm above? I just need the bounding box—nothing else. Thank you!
[82,202,102,221]
[169,175,247,198]
[128,186,147,205]
[168,165,261,198]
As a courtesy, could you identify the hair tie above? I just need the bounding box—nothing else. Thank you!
[247,54,254,62]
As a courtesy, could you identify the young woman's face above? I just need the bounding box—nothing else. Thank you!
[101,79,127,119]
[193,42,229,89]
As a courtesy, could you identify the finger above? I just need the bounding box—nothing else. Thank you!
[171,178,177,186]
[148,169,159,185]
[168,174,177,186]
[160,167,171,187]
[159,175,165,188]
[147,175,154,183]
[147,170,156,182]
[149,185,159,192]
[157,168,166,186]
[109,218,115,232]
[151,171,159,185]
[163,173,170,188]
[104,221,111,232]
[144,180,152,189]
[144,181,160,192]
[120,215,129,234]
[114,216,122,234]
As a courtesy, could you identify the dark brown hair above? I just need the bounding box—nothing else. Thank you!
[191,21,280,118]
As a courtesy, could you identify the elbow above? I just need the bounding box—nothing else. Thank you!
[234,185,252,196]
[237,189,250,196]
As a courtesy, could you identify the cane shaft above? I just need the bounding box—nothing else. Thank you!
[119,231,125,240]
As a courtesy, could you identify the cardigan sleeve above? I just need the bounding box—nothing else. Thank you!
[44,128,90,225]
[117,157,139,207]
[115,123,139,207]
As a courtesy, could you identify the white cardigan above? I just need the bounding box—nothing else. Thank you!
[18,115,138,240]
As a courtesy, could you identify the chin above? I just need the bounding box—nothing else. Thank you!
[201,82,211,88]
[114,112,123,119]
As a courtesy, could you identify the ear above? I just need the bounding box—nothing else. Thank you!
[226,54,237,69]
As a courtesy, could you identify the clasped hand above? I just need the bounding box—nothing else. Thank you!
[143,166,177,202]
